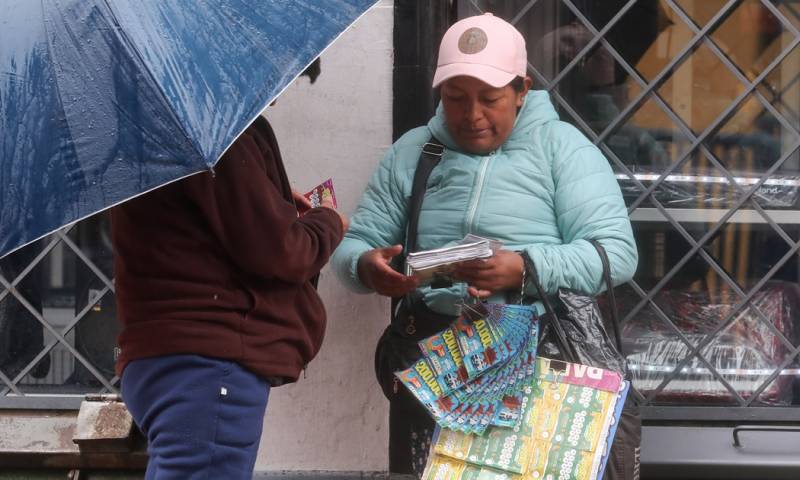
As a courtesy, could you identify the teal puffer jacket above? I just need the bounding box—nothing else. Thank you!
[332,91,637,315]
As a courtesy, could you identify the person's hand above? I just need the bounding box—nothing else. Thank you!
[292,190,312,215]
[320,196,349,232]
[357,245,418,297]
[453,250,524,299]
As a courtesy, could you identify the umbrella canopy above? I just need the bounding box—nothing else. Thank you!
[0,0,377,258]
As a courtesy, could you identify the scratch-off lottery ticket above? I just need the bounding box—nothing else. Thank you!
[454,316,503,379]
[419,326,468,394]
[303,178,337,208]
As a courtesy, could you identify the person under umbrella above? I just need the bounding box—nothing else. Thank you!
[112,61,348,479]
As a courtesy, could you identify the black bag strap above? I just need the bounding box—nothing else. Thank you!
[405,139,445,254]
[522,240,624,363]
[523,253,579,363]
[589,239,624,354]
[390,138,445,330]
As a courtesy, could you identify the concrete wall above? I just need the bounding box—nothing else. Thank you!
[255,1,394,471]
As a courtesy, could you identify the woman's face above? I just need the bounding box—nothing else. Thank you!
[440,75,531,155]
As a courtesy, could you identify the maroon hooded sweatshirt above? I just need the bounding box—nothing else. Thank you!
[111,117,343,383]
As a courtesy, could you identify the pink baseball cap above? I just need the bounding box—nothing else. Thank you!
[432,13,527,88]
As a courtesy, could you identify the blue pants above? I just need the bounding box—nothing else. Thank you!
[121,354,271,480]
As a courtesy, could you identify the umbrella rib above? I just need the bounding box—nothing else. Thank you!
[99,0,207,166]
[209,0,383,170]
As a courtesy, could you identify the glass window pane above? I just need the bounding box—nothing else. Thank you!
[0,213,119,404]
[462,0,800,409]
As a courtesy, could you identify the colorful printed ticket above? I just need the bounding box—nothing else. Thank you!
[396,301,542,436]
[536,357,624,393]
[434,381,542,475]
[395,358,456,418]
[425,360,630,480]
[453,316,492,379]
[442,317,537,434]
[422,456,526,480]
[419,326,469,394]
[387,261,636,478]
[303,178,337,208]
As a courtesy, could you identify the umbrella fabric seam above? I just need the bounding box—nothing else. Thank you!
[212,0,381,167]
[100,0,208,167]
[0,0,381,258]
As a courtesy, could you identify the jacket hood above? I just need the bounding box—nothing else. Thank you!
[427,90,559,152]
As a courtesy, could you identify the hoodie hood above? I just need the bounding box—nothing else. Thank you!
[427,90,559,152]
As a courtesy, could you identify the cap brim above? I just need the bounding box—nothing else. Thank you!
[432,63,516,88]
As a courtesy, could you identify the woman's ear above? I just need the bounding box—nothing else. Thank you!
[516,76,534,107]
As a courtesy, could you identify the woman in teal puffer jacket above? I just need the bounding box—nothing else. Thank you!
[332,13,638,477]
[333,84,637,310]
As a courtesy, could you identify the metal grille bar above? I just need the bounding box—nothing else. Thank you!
[558,0,800,391]
[0,220,119,407]
[460,0,800,410]
[546,0,800,404]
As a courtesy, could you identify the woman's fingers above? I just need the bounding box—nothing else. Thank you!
[373,262,418,296]
[358,247,522,298]
[456,258,493,271]
[379,244,404,260]
[467,286,492,299]
[357,246,418,297]
[457,250,524,295]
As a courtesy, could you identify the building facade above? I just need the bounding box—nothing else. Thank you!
[2,0,800,478]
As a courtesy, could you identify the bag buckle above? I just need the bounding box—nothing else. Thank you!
[405,314,417,335]
[421,142,444,157]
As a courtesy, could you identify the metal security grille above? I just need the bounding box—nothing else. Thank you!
[460,0,800,419]
[0,216,119,409]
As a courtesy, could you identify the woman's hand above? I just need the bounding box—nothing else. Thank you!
[453,249,524,299]
[357,245,419,297]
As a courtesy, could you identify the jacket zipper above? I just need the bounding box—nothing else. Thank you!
[465,152,494,233]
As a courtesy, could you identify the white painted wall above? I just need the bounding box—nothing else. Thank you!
[255,1,394,471]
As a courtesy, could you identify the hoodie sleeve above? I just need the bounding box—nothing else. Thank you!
[331,143,410,293]
[522,123,638,296]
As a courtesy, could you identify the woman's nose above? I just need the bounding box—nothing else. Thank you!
[465,101,483,123]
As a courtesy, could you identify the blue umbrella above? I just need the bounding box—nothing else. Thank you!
[0,0,377,258]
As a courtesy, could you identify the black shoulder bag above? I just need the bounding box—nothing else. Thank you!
[373,138,458,399]
[523,240,629,377]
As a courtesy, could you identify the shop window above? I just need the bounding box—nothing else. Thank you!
[0,213,119,408]
[460,0,800,415]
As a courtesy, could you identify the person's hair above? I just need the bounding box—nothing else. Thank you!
[509,76,526,92]
[301,58,321,84]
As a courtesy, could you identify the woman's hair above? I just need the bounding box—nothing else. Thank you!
[509,76,526,92]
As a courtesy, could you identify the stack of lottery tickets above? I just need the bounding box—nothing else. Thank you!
[422,357,630,480]
[395,303,542,435]
[405,234,503,287]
